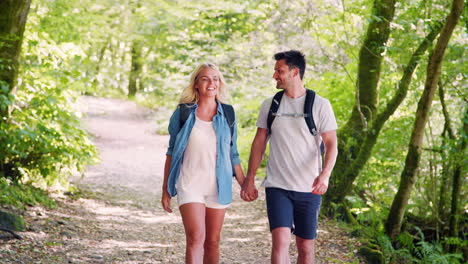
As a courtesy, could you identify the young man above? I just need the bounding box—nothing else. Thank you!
[241,50,338,264]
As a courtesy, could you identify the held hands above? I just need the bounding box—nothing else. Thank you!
[240,180,258,202]
[161,191,173,213]
[311,172,330,195]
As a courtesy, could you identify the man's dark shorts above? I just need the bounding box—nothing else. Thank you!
[266,187,322,240]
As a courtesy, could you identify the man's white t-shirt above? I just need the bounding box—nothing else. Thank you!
[257,92,337,192]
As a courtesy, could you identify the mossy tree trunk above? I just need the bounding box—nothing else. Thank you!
[0,0,31,118]
[384,0,464,239]
[326,0,396,208]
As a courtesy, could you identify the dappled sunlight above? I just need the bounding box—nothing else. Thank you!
[95,239,175,250]
[78,198,132,214]
[224,225,267,233]
[224,237,254,242]
[27,205,50,218]
[227,217,268,225]
[21,231,49,240]
[317,229,329,234]
[131,214,180,225]
[72,198,180,224]
[224,213,250,220]
[44,209,88,222]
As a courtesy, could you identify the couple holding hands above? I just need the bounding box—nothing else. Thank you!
[161,50,338,264]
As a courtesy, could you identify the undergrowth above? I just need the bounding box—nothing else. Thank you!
[0,178,56,210]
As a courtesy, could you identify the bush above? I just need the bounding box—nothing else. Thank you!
[0,83,98,185]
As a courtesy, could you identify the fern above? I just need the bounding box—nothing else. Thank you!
[374,231,462,264]
[376,234,416,263]
[398,231,415,251]
[414,240,463,264]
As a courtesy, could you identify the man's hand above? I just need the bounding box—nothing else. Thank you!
[313,130,337,195]
[161,191,173,213]
[311,172,330,195]
[241,127,267,202]
[241,180,258,202]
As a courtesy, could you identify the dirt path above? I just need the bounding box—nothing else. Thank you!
[74,96,169,208]
[0,96,362,263]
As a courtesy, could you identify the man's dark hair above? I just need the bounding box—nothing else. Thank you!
[274,50,306,80]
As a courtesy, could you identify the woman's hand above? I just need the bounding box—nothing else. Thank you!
[162,155,173,213]
[161,191,173,213]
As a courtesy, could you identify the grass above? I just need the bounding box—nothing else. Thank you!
[0,177,56,210]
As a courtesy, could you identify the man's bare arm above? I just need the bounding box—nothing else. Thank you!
[241,127,268,201]
[312,130,338,195]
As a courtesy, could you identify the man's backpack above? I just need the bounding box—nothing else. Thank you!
[267,89,324,152]
[178,103,235,139]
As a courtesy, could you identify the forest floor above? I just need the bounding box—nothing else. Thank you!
[0,96,363,263]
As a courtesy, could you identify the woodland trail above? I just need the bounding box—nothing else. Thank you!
[0,96,362,263]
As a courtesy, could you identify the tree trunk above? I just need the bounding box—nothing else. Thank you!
[127,40,142,98]
[349,0,397,126]
[326,0,396,207]
[384,0,464,239]
[342,0,397,139]
[449,107,467,239]
[0,0,31,117]
[92,39,110,88]
[437,81,454,233]
[127,0,142,98]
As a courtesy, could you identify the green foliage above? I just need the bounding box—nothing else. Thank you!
[349,211,465,264]
[377,234,415,263]
[369,229,464,264]
[413,240,463,264]
[442,236,467,254]
[358,245,384,264]
[0,1,99,186]
[409,228,464,264]
[0,84,98,184]
[0,178,56,210]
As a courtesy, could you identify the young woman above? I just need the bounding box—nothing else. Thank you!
[161,63,245,264]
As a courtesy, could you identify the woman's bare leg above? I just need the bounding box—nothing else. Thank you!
[203,207,227,264]
[180,203,206,264]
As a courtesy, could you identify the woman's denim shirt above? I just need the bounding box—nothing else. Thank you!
[166,102,241,205]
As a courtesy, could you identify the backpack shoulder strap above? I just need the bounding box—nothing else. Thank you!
[304,89,318,136]
[267,91,284,135]
[221,103,235,138]
[304,89,325,153]
[178,103,195,130]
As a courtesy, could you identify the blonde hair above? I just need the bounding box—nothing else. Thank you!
[179,63,227,104]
